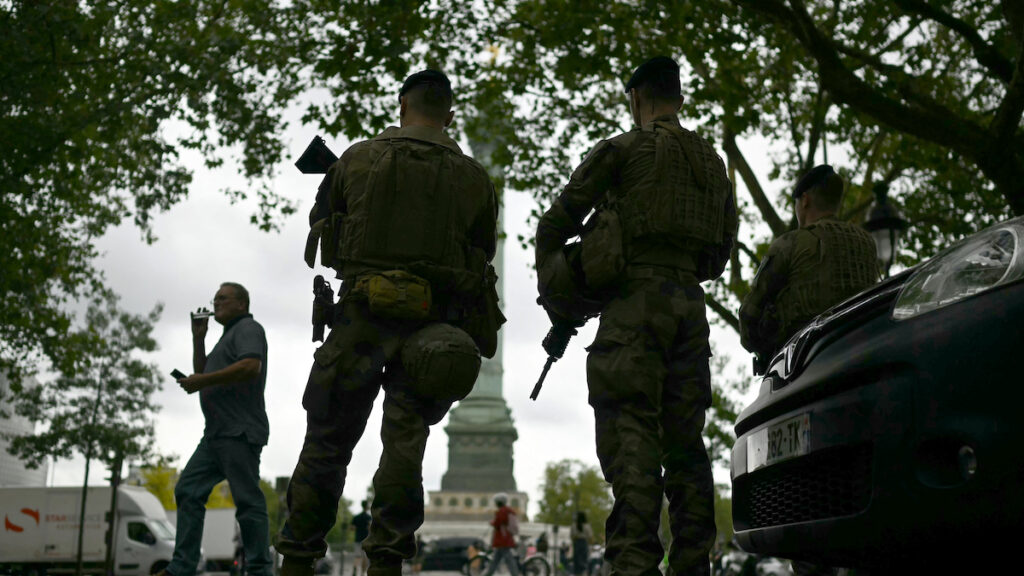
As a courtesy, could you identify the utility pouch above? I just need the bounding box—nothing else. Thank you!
[305,218,326,268]
[354,270,432,320]
[324,212,346,268]
[580,209,625,290]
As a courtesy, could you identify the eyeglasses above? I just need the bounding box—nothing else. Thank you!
[211,294,236,305]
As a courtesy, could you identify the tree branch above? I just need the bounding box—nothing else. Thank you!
[735,240,761,268]
[722,127,789,237]
[803,86,829,173]
[730,0,991,161]
[990,37,1024,144]
[894,0,1014,83]
[706,293,740,333]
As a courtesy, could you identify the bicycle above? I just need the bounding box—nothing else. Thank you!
[463,548,551,576]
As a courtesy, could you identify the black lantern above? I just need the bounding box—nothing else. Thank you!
[863,183,909,277]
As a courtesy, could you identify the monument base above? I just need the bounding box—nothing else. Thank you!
[426,489,530,522]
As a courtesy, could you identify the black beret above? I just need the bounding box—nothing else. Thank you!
[398,69,452,103]
[793,164,836,199]
[624,56,680,93]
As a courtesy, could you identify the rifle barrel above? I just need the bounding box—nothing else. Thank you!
[530,357,556,401]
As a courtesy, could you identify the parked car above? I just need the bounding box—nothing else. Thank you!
[421,537,486,572]
[731,216,1024,570]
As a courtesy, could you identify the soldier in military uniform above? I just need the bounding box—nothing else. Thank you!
[739,165,878,361]
[535,56,737,576]
[275,70,501,576]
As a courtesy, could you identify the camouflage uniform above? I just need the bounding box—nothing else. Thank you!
[739,218,878,359]
[536,115,737,576]
[275,125,498,575]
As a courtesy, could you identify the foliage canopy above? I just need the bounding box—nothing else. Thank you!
[1,0,307,379]
[290,0,1023,333]
[535,459,612,541]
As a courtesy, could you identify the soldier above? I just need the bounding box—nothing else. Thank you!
[535,56,737,576]
[739,165,878,362]
[275,70,502,576]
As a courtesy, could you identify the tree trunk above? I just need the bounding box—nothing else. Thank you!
[75,450,91,576]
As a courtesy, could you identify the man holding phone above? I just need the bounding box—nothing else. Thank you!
[161,282,272,576]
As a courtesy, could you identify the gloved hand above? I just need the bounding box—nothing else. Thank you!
[542,323,578,360]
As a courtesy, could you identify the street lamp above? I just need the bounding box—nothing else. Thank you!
[863,183,909,277]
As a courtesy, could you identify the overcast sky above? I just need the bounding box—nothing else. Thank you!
[48,100,761,520]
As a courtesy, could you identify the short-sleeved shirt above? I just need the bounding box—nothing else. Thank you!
[200,314,269,446]
[352,511,371,543]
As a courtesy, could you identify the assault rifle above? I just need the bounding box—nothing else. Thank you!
[529,321,578,400]
[295,136,339,174]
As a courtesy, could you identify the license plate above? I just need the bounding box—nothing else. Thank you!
[747,413,811,472]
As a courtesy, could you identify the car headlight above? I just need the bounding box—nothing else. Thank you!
[893,221,1024,320]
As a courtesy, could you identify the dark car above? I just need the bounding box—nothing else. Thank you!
[730,216,1024,570]
[420,537,486,572]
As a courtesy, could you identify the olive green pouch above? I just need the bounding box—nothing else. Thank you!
[355,270,432,320]
[581,209,625,290]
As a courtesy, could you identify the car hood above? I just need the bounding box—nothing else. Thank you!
[736,214,1024,436]
[735,267,915,436]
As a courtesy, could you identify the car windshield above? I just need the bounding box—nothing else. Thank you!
[150,519,176,540]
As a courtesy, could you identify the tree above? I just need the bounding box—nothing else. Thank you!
[4,293,163,470]
[139,462,179,510]
[730,0,1024,215]
[325,495,356,551]
[2,293,162,574]
[705,352,746,469]
[535,459,613,542]
[0,1,308,382]
[713,485,734,546]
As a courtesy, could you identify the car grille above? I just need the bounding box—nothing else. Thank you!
[735,444,873,530]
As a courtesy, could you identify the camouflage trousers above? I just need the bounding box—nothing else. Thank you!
[275,299,452,575]
[586,268,716,576]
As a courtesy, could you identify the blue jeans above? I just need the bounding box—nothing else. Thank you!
[168,436,271,576]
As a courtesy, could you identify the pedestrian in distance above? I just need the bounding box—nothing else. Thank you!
[535,55,737,576]
[274,69,503,576]
[569,512,593,576]
[351,499,371,576]
[483,493,520,576]
[161,282,272,576]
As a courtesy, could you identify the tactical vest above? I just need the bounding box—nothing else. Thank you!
[775,219,879,335]
[307,135,487,293]
[613,120,732,254]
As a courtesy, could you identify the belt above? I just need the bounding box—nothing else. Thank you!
[626,265,699,285]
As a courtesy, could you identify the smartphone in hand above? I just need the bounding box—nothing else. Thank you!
[171,369,187,380]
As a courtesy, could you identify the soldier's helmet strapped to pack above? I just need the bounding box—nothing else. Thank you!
[401,322,481,402]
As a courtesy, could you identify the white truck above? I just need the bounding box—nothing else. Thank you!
[167,507,238,576]
[0,485,176,576]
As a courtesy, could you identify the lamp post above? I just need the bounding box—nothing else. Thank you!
[863,183,909,277]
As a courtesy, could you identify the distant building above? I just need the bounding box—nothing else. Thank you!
[0,374,49,487]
